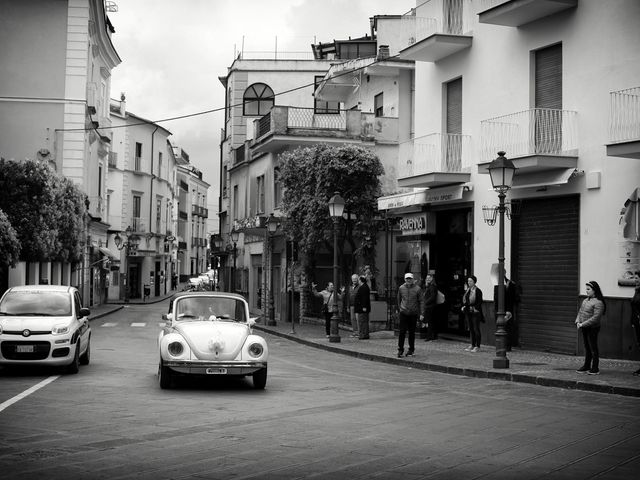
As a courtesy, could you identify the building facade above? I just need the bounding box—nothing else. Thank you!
[377,0,640,358]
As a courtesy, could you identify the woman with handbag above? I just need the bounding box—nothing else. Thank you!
[575,280,606,375]
[461,275,484,352]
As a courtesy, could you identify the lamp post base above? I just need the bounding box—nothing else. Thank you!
[329,317,341,343]
[329,334,341,343]
[493,357,510,369]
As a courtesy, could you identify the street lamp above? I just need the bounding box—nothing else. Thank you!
[485,151,516,369]
[230,229,239,293]
[266,213,279,326]
[114,226,141,303]
[328,192,345,343]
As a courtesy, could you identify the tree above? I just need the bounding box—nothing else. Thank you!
[0,209,20,268]
[0,158,86,262]
[278,144,383,285]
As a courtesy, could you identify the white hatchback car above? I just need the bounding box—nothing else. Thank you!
[158,292,268,389]
[0,285,91,373]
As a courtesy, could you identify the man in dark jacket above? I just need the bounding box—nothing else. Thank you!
[493,271,521,350]
[397,273,424,357]
[354,275,371,339]
[423,273,438,341]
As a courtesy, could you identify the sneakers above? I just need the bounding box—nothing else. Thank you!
[471,347,480,353]
[406,350,414,357]
[587,369,600,375]
[397,350,404,358]
[464,345,473,352]
[576,366,590,373]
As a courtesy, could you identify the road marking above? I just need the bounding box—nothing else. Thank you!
[131,322,146,327]
[101,322,117,327]
[0,376,60,413]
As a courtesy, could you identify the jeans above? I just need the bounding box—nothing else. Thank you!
[350,306,359,335]
[398,312,417,353]
[580,326,600,370]
[357,312,369,339]
[323,311,332,335]
[466,312,482,348]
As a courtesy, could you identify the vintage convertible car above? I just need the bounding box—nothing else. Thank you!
[158,292,268,389]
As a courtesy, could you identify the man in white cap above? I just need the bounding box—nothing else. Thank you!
[396,272,424,357]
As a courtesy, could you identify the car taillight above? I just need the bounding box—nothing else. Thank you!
[248,343,264,357]
[168,342,184,356]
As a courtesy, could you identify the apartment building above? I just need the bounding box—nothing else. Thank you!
[0,0,121,304]
[380,0,640,358]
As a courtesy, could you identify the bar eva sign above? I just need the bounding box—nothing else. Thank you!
[399,214,428,235]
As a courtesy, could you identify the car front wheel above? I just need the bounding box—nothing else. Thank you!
[67,343,80,374]
[252,367,267,390]
[158,360,172,389]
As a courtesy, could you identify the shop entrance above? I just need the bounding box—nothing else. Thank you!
[430,207,473,336]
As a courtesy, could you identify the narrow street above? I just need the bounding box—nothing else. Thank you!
[0,303,639,479]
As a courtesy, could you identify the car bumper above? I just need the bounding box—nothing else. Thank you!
[0,337,76,365]
[164,360,267,376]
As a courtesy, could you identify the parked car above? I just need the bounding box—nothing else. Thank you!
[158,291,268,389]
[0,285,91,373]
[184,278,204,291]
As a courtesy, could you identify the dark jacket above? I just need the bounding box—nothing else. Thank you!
[462,286,484,320]
[493,279,520,315]
[354,282,371,313]
[397,283,424,316]
[424,282,438,312]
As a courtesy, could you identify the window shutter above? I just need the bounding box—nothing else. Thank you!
[535,44,562,109]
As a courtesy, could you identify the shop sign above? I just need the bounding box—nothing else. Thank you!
[378,185,464,210]
[400,214,428,235]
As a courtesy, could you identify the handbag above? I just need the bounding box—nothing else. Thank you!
[436,290,445,305]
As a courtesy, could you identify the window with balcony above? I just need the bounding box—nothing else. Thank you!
[158,152,163,178]
[256,175,265,214]
[314,76,340,114]
[375,92,384,117]
[274,166,282,208]
[534,43,562,153]
[446,77,463,171]
[233,185,238,221]
[243,83,274,116]
[156,197,162,233]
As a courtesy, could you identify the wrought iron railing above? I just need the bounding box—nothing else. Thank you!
[401,0,473,46]
[398,133,472,177]
[256,111,272,138]
[610,86,640,143]
[287,107,346,129]
[233,145,246,165]
[480,108,578,163]
[131,217,146,233]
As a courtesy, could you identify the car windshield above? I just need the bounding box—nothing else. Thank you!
[0,291,72,316]
[174,297,246,322]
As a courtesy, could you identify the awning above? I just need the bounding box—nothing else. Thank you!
[378,185,465,211]
[511,168,576,190]
[98,246,119,259]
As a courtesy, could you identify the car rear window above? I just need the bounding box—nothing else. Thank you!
[0,291,72,316]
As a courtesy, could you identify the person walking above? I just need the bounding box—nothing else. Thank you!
[354,275,371,339]
[347,274,360,338]
[396,273,424,357]
[423,273,438,341]
[462,275,484,352]
[575,280,606,375]
[629,275,640,376]
[312,282,342,338]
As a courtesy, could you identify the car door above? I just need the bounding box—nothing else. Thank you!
[74,292,89,353]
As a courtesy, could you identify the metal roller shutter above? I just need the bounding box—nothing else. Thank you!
[514,195,579,354]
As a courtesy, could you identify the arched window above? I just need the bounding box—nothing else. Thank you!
[243,83,274,116]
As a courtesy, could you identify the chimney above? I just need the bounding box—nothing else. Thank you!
[378,45,389,59]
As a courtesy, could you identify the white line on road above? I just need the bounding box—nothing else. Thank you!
[0,375,60,413]
[131,323,146,327]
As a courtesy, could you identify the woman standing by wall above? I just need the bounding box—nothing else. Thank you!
[575,281,606,375]
[461,276,484,352]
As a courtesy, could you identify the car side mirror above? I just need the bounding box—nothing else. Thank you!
[248,317,260,326]
[79,307,90,318]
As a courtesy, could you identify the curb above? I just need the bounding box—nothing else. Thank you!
[88,305,124,321]
[255,325,640,398]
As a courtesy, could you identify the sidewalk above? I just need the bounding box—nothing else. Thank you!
[254,320,640,398]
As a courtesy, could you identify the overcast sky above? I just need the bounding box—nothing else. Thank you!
[109,0,416,233]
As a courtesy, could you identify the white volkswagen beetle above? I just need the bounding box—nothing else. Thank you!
[158,292,268,389]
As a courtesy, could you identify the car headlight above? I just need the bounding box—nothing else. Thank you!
[168,341,184,356]
[52,324,70,335]
[248,343,264,357]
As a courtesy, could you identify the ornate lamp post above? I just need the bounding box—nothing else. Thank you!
[230,229,239,293]
[114,226,140,303]
[266,213,279,326]
[328,192,345,343]
[485,151,516,369]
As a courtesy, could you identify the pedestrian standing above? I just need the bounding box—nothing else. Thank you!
[462,275,484,352]
[493,270,521,351]
[423,273,438,341]
[629,275,640,376]
[312,282,342,338]
[575,280,606,375]
[347,274,360,338]
[355,275,371,339]
[396,273,424,357]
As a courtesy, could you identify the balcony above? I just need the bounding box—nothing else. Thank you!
[478,108,579,188]
[397,133,472,188]
[477,0,578,27]
[232,143,247,166]
[87,82,97,114]
[191,204,199,216]
[86,195,104,220]
[108,151,117,168]
[607,86,640,159]
[398,0,473,63]
[251,106,393,154]
[131,217,147,233]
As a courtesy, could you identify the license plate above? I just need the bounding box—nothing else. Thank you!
[206,367,227,375]
[17,345,34,353]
